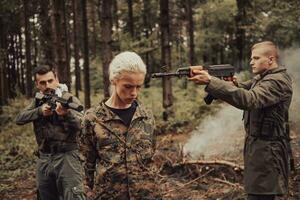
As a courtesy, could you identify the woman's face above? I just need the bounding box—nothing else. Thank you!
[111,71,145,105]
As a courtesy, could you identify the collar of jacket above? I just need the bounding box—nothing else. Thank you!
[254,66,287,81]
[97,99,149,122]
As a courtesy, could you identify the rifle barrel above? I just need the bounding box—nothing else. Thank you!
[151,71,189,78]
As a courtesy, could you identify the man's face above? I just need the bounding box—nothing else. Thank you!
[250,47,272,75]
[112,72,145,105]
[35,71,59,93]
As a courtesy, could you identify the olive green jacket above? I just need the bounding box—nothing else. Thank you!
[205,67,293,195]
[15,92,82,152]
[81,100,161,199]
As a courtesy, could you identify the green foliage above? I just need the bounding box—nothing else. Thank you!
[194,0,237,64]
[0,0,22,33]
[252,0,300,47]
[0,0,20,14]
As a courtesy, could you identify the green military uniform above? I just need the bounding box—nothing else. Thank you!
[205,67,293,195]
[15,92,86,200]
[81,100,161,200]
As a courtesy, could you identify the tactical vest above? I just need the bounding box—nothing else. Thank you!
[34,92,80,153]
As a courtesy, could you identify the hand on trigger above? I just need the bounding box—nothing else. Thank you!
[55,102,69,116]
[223,76,238,86]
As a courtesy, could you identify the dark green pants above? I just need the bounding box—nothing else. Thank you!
[36,150,86,200]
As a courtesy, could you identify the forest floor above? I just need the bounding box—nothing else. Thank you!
[1,124,300,200]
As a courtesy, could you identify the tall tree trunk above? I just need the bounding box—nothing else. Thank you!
[24,0,33,98]
[0,46,8,105]
[16,34,21,93]
[143,0,151,88]
[9,35,17,98]
[0,17,8,105]
[90,0,97,57]
[127,0,134,38]
[32,18,38,69]
[39,0,54,67]
[63,0,71,90]
[160,0,173,121]
[100,0,113,99]
[72,0,81,97]
[51,0,71,88]
[7,35,12,98]
[235,0,250,71]
[0,51,6,105]
[185,0,195,65]
[82,0,91,108]
[18,30,25,94]
[113,0,119,34]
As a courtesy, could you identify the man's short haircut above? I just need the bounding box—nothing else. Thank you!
[32,65,56,80]
[109,51,146,81]
[251,41,279,60]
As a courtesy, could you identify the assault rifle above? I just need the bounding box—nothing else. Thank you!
[151,64,235,104]
[35,92,84,112]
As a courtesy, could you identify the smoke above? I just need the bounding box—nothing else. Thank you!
[281,48,300,125]
[183,105,244,160]
[183,47,300,161]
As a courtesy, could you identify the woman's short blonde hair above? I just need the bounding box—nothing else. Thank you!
[109,51,146,81]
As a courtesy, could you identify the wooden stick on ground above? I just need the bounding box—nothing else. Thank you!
[163,168,215,196]
[176,160,244,171]
[212,177,244,190]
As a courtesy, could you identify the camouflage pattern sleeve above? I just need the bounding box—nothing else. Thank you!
[136,107,156,163]
[15,99,42,125]
[80,110,97,189]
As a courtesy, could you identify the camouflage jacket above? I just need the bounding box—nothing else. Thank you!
[206,67,293,194]
[15,92,82,153]
[81,100,161,199]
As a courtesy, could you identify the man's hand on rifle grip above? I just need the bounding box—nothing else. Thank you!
[55,102,69,116]
[223,76,238,86]
[189,65,204,77]
[188,66,211,85]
